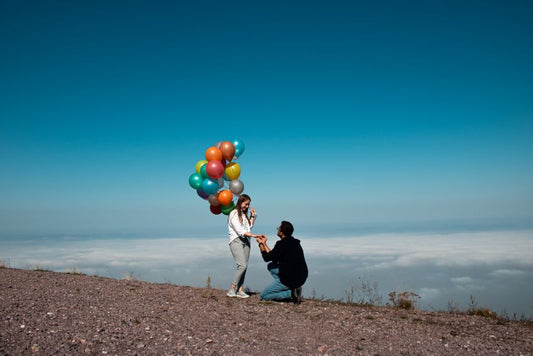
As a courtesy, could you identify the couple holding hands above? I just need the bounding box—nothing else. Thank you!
[226,194,308,304]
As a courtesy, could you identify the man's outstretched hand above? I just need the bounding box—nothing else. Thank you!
[255,235,267,244]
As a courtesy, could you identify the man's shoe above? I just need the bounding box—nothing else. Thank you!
[291,287,302,304]
[236,290,250,298]
[226,289,237,298]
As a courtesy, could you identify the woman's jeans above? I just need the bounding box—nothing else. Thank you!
[229,237,250,290]
[260,262,292,301]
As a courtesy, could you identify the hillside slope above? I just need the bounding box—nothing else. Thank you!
[1,268,531,355]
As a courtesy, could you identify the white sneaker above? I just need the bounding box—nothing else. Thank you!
[226,289,237,298]
[236,290,250,298]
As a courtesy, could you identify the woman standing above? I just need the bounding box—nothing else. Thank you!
[227,194,260,298]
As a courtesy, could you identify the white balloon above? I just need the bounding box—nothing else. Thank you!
[229,179,244,195]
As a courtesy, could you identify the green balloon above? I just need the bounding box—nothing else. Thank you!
[188,173,203,189]
[220,202,235,215]
[200,164,208,179]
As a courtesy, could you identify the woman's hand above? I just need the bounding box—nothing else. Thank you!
[250,207,257,218]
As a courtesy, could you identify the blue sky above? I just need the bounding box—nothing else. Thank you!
[1,0,532,237]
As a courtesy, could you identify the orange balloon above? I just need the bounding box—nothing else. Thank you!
[219,141,236,161]
[218,189,233,206]
[205,146,222,161]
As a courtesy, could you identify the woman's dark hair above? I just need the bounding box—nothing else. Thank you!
[234,194,251,224]
[279,221,294,237]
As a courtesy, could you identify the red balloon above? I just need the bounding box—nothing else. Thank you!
[219,141,236,161]
[210,205,221,215]
[206,160,224,179]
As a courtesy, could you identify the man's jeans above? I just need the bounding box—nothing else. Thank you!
[260,262,292,301]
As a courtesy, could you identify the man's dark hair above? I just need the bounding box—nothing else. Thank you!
[279,221,294,237]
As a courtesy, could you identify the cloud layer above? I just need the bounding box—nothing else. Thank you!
[302,230,533,268]
[1,229,532,316]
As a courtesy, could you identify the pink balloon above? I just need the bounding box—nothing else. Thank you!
[206,160,224,179]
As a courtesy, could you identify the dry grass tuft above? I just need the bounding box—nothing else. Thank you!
[388,291,421,310]
[468,307,498,319]
[124,271,136,281]
[65,266,84,275]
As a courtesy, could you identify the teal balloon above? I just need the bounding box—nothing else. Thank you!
[188,173,202,189]
[200,163,209,179]
[232,138,245,158]
[202,178,219,195]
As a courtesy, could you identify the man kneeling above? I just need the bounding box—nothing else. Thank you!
[256,221,308,304]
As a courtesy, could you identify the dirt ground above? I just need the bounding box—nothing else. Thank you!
[1,267,532,355]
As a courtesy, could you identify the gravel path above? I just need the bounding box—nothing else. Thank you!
[1,267,532,355]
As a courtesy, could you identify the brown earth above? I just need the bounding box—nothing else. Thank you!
[1,267,532,355]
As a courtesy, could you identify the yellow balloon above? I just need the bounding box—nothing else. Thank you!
[225,162,241,180]
[195,160,208,174]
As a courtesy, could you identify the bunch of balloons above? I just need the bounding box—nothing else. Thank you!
[188,139,246,215]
